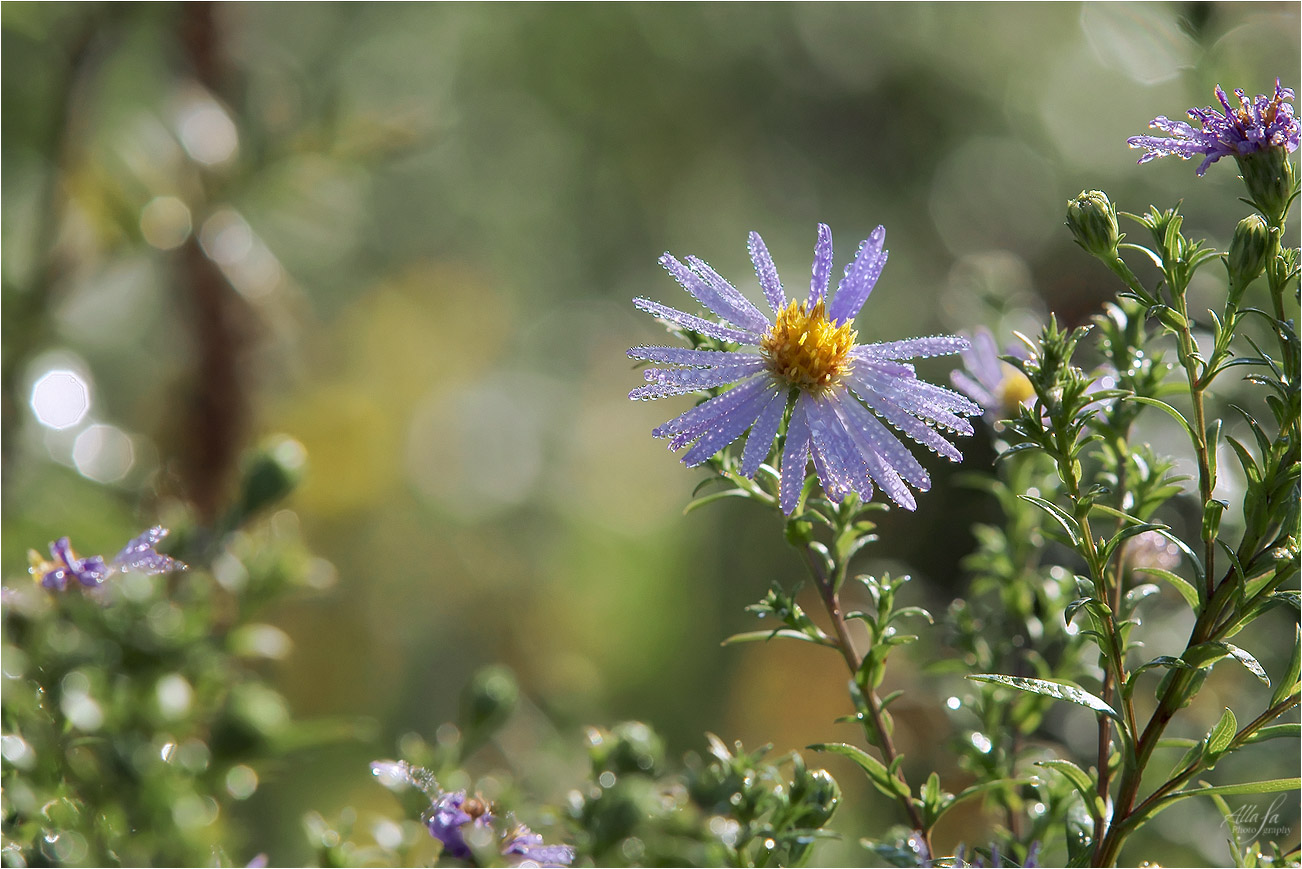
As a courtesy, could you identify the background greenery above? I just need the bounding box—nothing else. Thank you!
[3,2,1298,865]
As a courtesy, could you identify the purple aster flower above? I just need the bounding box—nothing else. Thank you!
[950,328,1034,426]
[28,527,186,592]
[1127,79,1298,175]
[629,224,979,514]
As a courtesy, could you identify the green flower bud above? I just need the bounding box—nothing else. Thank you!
[1226,213,1271,304]
[231,435,307,524]
[1236,148,1297,227]
[460,665,518,744]
[1066,190,1120,260]
[588,721,665,777]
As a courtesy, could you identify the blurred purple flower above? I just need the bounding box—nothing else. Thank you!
[1127,79,1298,175]
[952,840,1040,868]
[950,327,1034,426]
[629,224,979,514]
[426,790,494,860]
[373,760,573,866]
[28,526,185,592]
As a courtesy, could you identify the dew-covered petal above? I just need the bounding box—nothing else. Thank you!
[858,389,965,462]
[834,393,931,490]
[860,334,970,361]
[653,375,773,440]
[847,367,973,433]
[680,382,777,466]
[739,387,788,478]
[658,254,769,332]
[806,394,862,502]
[632,297,760,344]
[748,231,787,315]
[113,527,186,575]
[808,223,834,308]
[628,345,763,367]
[828,226,887,325]
[629,359,766,400]
[779,396,812,515]
[684,255,772,333]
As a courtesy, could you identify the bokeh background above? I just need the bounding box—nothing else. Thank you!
[3,2,1299,865]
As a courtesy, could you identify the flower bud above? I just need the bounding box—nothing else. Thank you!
[1227,213,1271,303]
[231,435,307,524]
[1066,190,1120,260]
[1236,147,1296,227]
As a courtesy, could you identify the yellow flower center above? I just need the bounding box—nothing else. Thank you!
[995,366,1035,412]
[760,300,856,393]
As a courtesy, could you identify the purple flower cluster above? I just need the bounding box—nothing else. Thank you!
[1127,79,1298,175]
[28,527,186,591]
[370,761,574,867]
[629,224,979,514]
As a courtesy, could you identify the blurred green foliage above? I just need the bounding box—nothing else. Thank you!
[2,2,1299,865]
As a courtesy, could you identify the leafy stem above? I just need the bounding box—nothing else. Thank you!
[792,509,932,853]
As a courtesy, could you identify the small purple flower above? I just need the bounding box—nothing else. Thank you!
[629,224,980,515]
[950,328,1035,426]
[28,527,186,592]
[426,790,494,860]
[1127,79,1298,175]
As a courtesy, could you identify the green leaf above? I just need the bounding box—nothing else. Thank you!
[1205,707,1238,760]
[684,487,753,514]
[967,675,1122,723]
[1242,724,1300,745]
[1223,643,1270,686]
[1125,395,1197,451]
[808,742,908,801]
[1182,642,1270,684]
[1035,759,1104,821]
[1134,567,1200,609]
[1017,495,1083,548]
[931,778,1031,827]
[721,629,836,648]
[1148,778,1302,821]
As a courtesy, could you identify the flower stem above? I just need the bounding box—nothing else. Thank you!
[796,534,932,853]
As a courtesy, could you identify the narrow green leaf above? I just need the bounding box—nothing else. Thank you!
[1125,395,1198,450]
[1223,643,1270,686]
[967,675,1122,723]
[1134,567,1200,609]
[721,629,836,648]
[684,487,753,514]
[1035,759,1101,821]
[809,742,908,801]
[1151,778,1301,818]
[1018,495,1083,547]
[1242,724,1300,744]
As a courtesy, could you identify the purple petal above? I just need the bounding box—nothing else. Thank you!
[684,255,771,333]
[739,388,788,477]
[632,298,760,344]
[807,223,834,308]
[748,231,787,315]
[653,375,773,440]
[679,381,779,466]
[660,254,768,333]
[859,334,969,361]
[779,397,812,514]
[827,226,887,325]
[806,395,861,502]
[113,527,186,575]
[834,394,930,490]
[628,346,760,367]
[630,359,766,400]
[858,389,965,462]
